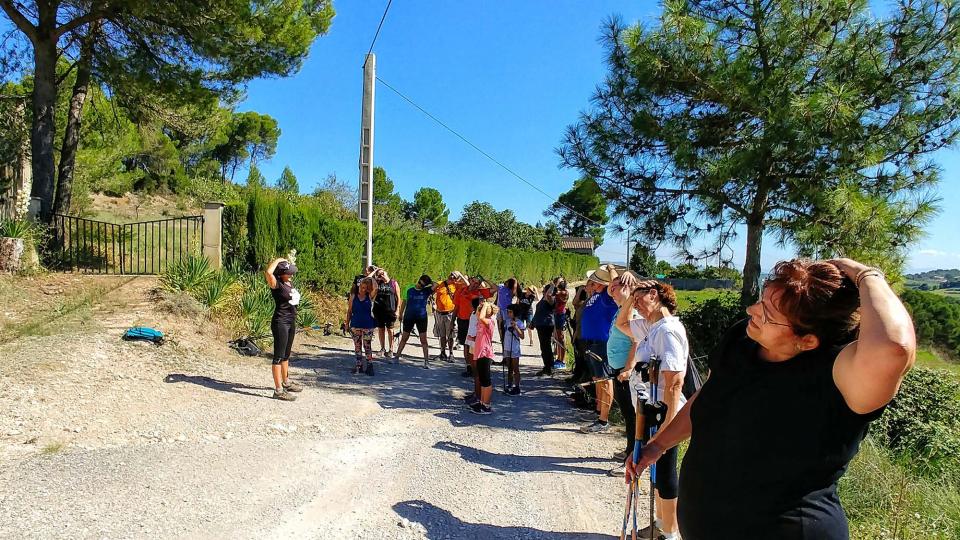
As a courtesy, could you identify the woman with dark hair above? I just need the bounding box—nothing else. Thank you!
[264,258,303,401]
[346,277,378,376]
[531,283,557,376]
[626,258,916,540]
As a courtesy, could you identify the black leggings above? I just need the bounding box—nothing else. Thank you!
[271,319,296,365]
[655,445,679,500]
[612,374,636,455]
[536,326,554,370]
[476,357,493,387]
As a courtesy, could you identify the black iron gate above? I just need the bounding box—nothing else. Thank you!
[51,214,204,275]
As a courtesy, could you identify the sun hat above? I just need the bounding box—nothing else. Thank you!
[588,264,619,285]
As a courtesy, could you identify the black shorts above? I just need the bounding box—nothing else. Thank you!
[457,317,470,345]
[402,316,428,334]
[374,309,397,329]
[476,357,493,387]
[271,319,296,365]
[655,445,679,500]
[585,340,613,378]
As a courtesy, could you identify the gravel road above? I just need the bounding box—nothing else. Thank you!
[0,277,646,539]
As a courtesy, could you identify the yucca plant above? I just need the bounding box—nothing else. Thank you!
[297,307,319,330]
[161,254,213,293]
[0,219,36,240]
[196,270,240,310]
[238,274,274,339]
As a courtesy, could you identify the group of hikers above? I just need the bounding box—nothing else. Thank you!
[262,255,918,540]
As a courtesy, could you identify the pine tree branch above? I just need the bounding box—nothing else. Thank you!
[0,0,37,43]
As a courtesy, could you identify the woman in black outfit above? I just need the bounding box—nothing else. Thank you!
[626,258,916,539]
[264,258,304,401]
[531,283,556,376]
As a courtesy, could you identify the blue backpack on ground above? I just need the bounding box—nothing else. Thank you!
[122,327,165,345]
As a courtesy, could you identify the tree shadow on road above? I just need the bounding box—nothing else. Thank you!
[433,440,613,476]
[393,500,616,539]
[163,373,272,399]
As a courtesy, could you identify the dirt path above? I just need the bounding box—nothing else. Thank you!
[0,277,646,539]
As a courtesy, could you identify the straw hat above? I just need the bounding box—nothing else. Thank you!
[587,264,619,285]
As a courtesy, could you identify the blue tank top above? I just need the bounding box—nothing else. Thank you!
[606,313,633,369]
[350,294,376,329]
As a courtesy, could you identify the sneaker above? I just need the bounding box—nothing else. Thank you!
[273,390,297,401]
[377,348,386,358]
[507,386,522,396]
[439,353,449,362]
[469,402,492,415]
[453,343,460,351]
[282,381,303,393]
[365,363,375,376]
[352,364,362,374]
[613,450,628,461]
[423,360,430,369]
[445,354,455,363]
[464,394,480,406]
[579,421,610,434]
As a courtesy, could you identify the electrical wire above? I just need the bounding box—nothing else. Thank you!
[375,75,606,228]
[364,0,394,64]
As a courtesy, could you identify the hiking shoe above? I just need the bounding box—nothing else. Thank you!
[469,402,492,415]
[282,381,303,393]
[464,394,480,406]
[613,450,628,461]
[365,363,375,376]
[273,390,297,401]
[579,421,610,434]
[507,386,522,396]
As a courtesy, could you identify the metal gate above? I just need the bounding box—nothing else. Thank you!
[51,214,204,275]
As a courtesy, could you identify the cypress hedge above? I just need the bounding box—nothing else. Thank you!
[223,190,599,293]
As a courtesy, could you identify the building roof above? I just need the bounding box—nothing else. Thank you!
[561,236,595,251]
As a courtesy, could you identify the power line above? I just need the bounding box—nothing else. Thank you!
[374,76,605,228]
[364,0,394,63]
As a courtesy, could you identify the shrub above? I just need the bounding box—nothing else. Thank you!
[900,289,960,359]
[224,190,599,294]
[678,291,743,367]
[160,254,213,293]
[871,367,960,478]
[197,270,239,310]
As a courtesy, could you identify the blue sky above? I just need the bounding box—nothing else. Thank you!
[241,2,952,272]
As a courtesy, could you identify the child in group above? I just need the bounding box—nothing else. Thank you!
[468,301,498,415]
[345,277,378,376]
[464,297,483,403]
[502,303,527,395]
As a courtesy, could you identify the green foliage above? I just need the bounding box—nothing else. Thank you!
[629,244,657,276]
[901,289,960,359]
[872,367,960,477]
[197,270,239,310]
[276,166,299,194]
[677,291,743,363]
[544,176,609,247]
[160,254,214,294]
[409,187,449,230]
[841,438,960,539]
[212,112,281,181]
[224,190,598,295]
[238,273,274,340]
[246,164,267,190]
[0,219,40,242]
[560,2,960,304]
[448,201,563,251]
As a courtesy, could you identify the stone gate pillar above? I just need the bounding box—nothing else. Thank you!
[202,201,224,270]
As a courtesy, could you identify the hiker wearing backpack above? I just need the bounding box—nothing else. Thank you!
[372,268,401,359]
[346,277,378,376]
[264,258,303,401]
[625,279,689,540]
[433,272,461,361]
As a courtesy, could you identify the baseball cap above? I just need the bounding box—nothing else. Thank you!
[274,261,298,276]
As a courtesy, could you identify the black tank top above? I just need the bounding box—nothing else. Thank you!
[374,280,397,312]
[678,319,883,540]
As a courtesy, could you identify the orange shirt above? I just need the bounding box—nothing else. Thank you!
[434,281,457,313]
[454,286,493,319]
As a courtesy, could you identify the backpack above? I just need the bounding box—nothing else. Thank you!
[122,327,164,345]
[229,338,262,357]
[681,355,705,400]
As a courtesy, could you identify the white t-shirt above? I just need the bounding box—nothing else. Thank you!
[501,316,526,358]
[465,314,479,346]
[628,316,690,410]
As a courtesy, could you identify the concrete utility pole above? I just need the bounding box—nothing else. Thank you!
[358,53,376,269]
